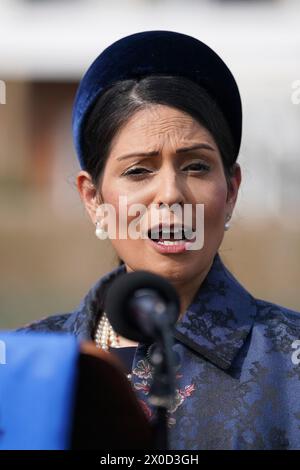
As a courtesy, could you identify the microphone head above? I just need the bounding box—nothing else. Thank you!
[105,270,180,343]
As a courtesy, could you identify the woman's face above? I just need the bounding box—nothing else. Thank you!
[80,104,241,284]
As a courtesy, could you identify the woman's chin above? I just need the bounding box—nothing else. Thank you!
[118,239,208,279]
[139,248,203,281]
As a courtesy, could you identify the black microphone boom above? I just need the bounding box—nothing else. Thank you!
[105,270,181,450]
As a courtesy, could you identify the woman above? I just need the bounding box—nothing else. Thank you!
[18,31,300,450]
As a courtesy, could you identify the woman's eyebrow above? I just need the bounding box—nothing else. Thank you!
[116,143,215,161]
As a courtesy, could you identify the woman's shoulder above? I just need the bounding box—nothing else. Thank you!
[15,312,72,333]
[254,296,300,328]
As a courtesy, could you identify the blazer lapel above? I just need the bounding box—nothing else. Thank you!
[173,253,257,369]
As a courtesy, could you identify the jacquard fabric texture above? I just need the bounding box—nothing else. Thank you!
[17,253,300,450]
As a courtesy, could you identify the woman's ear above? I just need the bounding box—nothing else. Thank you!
[226,162,242,210]
[77,171,102,225]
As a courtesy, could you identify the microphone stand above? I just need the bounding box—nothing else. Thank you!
[147,309,177,451]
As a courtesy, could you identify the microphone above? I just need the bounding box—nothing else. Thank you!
[105,271,180,450]
[105,271,180,344]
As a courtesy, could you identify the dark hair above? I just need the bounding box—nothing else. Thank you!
[82,75,237,266]
[82,75,236,190]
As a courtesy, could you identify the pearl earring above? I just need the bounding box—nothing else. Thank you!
[224,214,231,231]
[95,220,107,239]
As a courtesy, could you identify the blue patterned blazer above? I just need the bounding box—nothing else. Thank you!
[17,252,300,450]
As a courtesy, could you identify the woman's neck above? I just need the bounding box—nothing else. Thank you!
[173,262,213,322]
[123,259,213,323]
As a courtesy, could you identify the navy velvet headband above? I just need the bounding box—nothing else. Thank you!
[72,30,242,170]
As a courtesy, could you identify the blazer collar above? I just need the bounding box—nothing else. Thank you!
[62,263,126,342]
[173,253,257,369]
[63,253,257,370]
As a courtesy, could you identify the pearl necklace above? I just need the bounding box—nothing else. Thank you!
[94,312,120,350]
[94,312,132,380]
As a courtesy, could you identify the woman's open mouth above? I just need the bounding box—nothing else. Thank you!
[146,224,196,254]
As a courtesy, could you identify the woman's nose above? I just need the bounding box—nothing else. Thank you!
[152,167,185,207]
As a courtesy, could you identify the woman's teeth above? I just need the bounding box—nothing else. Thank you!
[157,240,186,246]
[149,226,190,241]
[149,230,194,243]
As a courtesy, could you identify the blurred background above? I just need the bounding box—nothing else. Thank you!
[0,0,299,329]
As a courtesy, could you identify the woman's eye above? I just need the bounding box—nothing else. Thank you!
[183,162,210,172]
[123,167,152,177]
[122,162,210,179]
